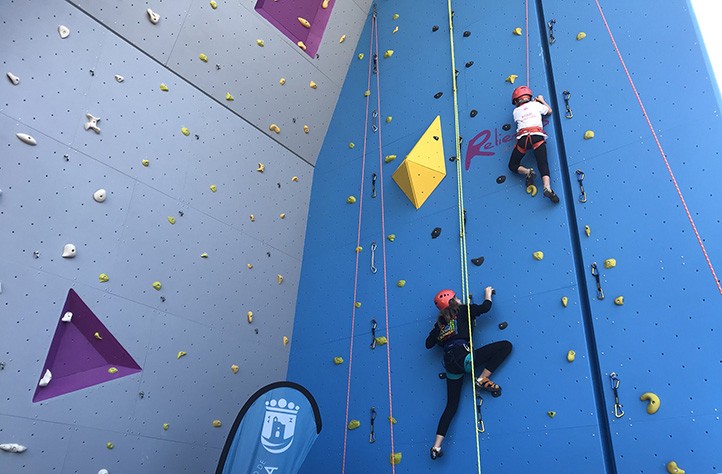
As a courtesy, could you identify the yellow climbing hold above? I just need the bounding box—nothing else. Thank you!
[388,416,397,424]
[604,258,617,269]
[547,411,556,418]
[212,420,222,427]
[298,17,311,28]
[333,357,344,365]
[576,32,587,40]
[225,92,234,101]
[201,253,209,258]
[666,461,685,474]
[152,281,162,290]
[375,336,388,346]
[309,81,317,89]
[387,234,396,242]
[339,34,346,43]
[614,296,624,306]
[364,89,371,97]
[99,273,109,283]
[142,159,150,167]
[384,50,394,58]
[355,302,362,308]
[297,41,307,51]
[277,274,284,284]
[303,125,309,134]
[210,1,217,9]
[358,53,364,60]
[269,124,281,134]
[283,336,289,346]
[584,225,591,237]
[210,184,217,192]
[355,246,363,253]
[162,423,170,430]
[108,367,118,374]
[256,39,264,47]
[247,311,253,323]
[390,452,402,465]
[247,263,253,269]
[257,162,265,172]
[181,127,190,136]
[279,78,286,85]
[249,214,255,222]
[177,351,187,359]
[106,442,114,449]
[231,365,239,374]
[584,130,595,139]
[94,332,102,340]
[640,392,661,414]
[292,176,299,182]
[397,280,406,288]
[167,216,176,224]
[392,13,399,20]
[533,251,544,261]
[567,350,576,362]
[348,142,355,148]
[506,74,518,83]
[322,0,329,8]
[199,53,208,62]
[385,154,397,163]
[513,27,522,35]
[279,213,286,219]
[526,184,538,197]
[561,296,569,307]
[392,115,446,209]
[348,420,360,430]
[386,116,392,123]
[159,83,169,91]
[347,196,357,204]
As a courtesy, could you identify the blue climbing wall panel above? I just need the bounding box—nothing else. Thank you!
[289,0,722,473]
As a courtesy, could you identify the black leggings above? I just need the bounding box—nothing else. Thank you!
[436,340,512,437]
[508,135,549,177]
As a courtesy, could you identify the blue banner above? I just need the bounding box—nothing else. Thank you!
[216,381,322,474]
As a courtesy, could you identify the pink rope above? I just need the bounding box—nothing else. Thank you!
[341,16,375,473]
[594,0,722,295]
[525,0,530,87]
[372,16,397,473]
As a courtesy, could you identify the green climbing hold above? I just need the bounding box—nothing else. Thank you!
[547,411,556,418]
[375,336,388,346]
[334,356,344,365]
[348,420,360,430]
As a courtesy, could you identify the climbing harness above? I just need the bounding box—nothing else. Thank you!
[562,90,573,119]
[515,127,546,154]
[576,169,587,203]
[547,19,556,44]
[370,319,377,349]
[609,372,624,418]
[369,407,376,443]
[476,395,485,433]
[590,262,605,300]
[370,241,377,273]
[371,173,377,198]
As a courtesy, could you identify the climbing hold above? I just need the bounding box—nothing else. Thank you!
[303,125,310,134]
[106,442,114,449]
[160,83,169,91]
[212,420,222,427]
[526,184,538,197]
[561,296,568,307]
[397,280,406,287]
[498,321,508,330]
[162,423,170,431]
[108,367,118,374]
[465,61,474,68]
[513,27,522,35]
[384,155,397,163]
[666,461,685,474]
[386,116,393,123]
[390,452,402,465]
[0,444,27,453]
[58,25,70,39]
[348,420,360,430]
[210,1,218,9]
[348,142,355,148]
[310,81,317,89]
[181,127,190,136]
[502,123,512,131]
[152,281,162,291]
[463,31,471,37]
[547,411,556,418]
[584,130,595,139]
[298,17,311,28]
[375,336,388,346]
[388,416,397,424]
[387,234,396,242]
[297,41,307,51]
[322,0,329,8]
[177,351,187,359]
[279,213,286,219]
[209,184,217,193]
[384,50,394,58]
[339,34,346,43]
[432,25,439,32]
[61,312,73,323]
[247,263,253,269]
[358,53,364,60]
[62,244,77,258]
[505,74,518,84]
[584,225,591,237]
[533,251,544,261]
[470,109,478,118]
[114,75,124,83]
[167,216,176,225]
[99,470,109,474]
[291,176,299,182]
[94,332,103,340]
[231,365,239,374]
[431,227,442,239]
[199,53,209,62]
[576,32,587,40]
[225,92,234,101]
[640,392,661,414]
[256,39,264,47]
[354,302,362,308]
[392,13,399,20]
[346,196,357,204]
[364,90,370,97]
[433,92,443,99]
[355,246,362,253]
[334,357,344,365]
[614,296,624,306]
[246,311,254,323]
[249,214,255,222]
[283,336,289,346]
[16,133,37,146]
[279,78,286,85]
[496,175,506,184]
[142,159,150,167]
[98,274,109,283]
[567,350,576,362]
[269,124,281,134]
[147,8,160,24]
[471,256,484,266]
[6,72,20,85]
[200,253,209,258]
[392,26,399,34]
[604,259,616,269]
[38,369,52,387]
[277,274,284,284]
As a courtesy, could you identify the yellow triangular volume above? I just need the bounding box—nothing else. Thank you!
[392,116,446,209]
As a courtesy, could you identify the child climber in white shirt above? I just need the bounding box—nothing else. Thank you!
[508,86,559,204]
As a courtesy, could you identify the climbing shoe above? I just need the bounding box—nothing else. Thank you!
[430,447,444,460]
[476,377,502,398]
[543,188,560,204]
[525,168,536,187]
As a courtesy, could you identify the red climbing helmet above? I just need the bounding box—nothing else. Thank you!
[434,289,456,311]
[512,86,533,104]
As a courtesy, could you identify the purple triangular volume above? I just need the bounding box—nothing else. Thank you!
[33,289,142,402]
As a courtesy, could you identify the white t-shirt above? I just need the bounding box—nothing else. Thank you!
[513,100,551,137]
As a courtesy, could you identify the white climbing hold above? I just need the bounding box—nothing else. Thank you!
[84,113,101,134]
[38,369,52,387]
[16,133,37,146]
[114,75,124,83]
[58,25,70,39]
[61,311,73,323]
[6,72,20,85]
[0,444,27,453]
[98,470,109,474]
[62,243,77,258]
[93,189,107,203]
[147,8,160,24]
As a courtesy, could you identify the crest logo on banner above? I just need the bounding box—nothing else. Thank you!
[261,398,299,454]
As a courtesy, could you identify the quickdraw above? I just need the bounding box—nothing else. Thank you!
[562,90,573,119]
[609,372,624,418]
[576,169,587,203]
[369,406,377,443]
[591,262,604,300]
[547,19,556,44]
[476,395,485,433]
[370,241,377,274]
[371,173,377,198]
[370,319,378,349]
[372,110,378,133]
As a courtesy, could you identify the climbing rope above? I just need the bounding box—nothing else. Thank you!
[593,0,722,296]
[446,0,483,472]
[525,0,530,86]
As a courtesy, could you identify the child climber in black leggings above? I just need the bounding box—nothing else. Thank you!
[508,85,559,204]
[425,287,512,460]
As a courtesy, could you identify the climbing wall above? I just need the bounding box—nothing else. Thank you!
[0,0,367,472]
[289,0,722,473]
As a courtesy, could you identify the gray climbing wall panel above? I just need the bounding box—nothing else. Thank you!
[0,0,355,470]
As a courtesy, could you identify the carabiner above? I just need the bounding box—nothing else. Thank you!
[369,406,377,443]
[562,90,573,119]
[476,395,485,433]
[370,319,378,349]
[370,241,378,274]
[591,262,604,300]
[371,173,377,198]
[576,169,587,203]
[548,19,556,44]
[609,372,624,418]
